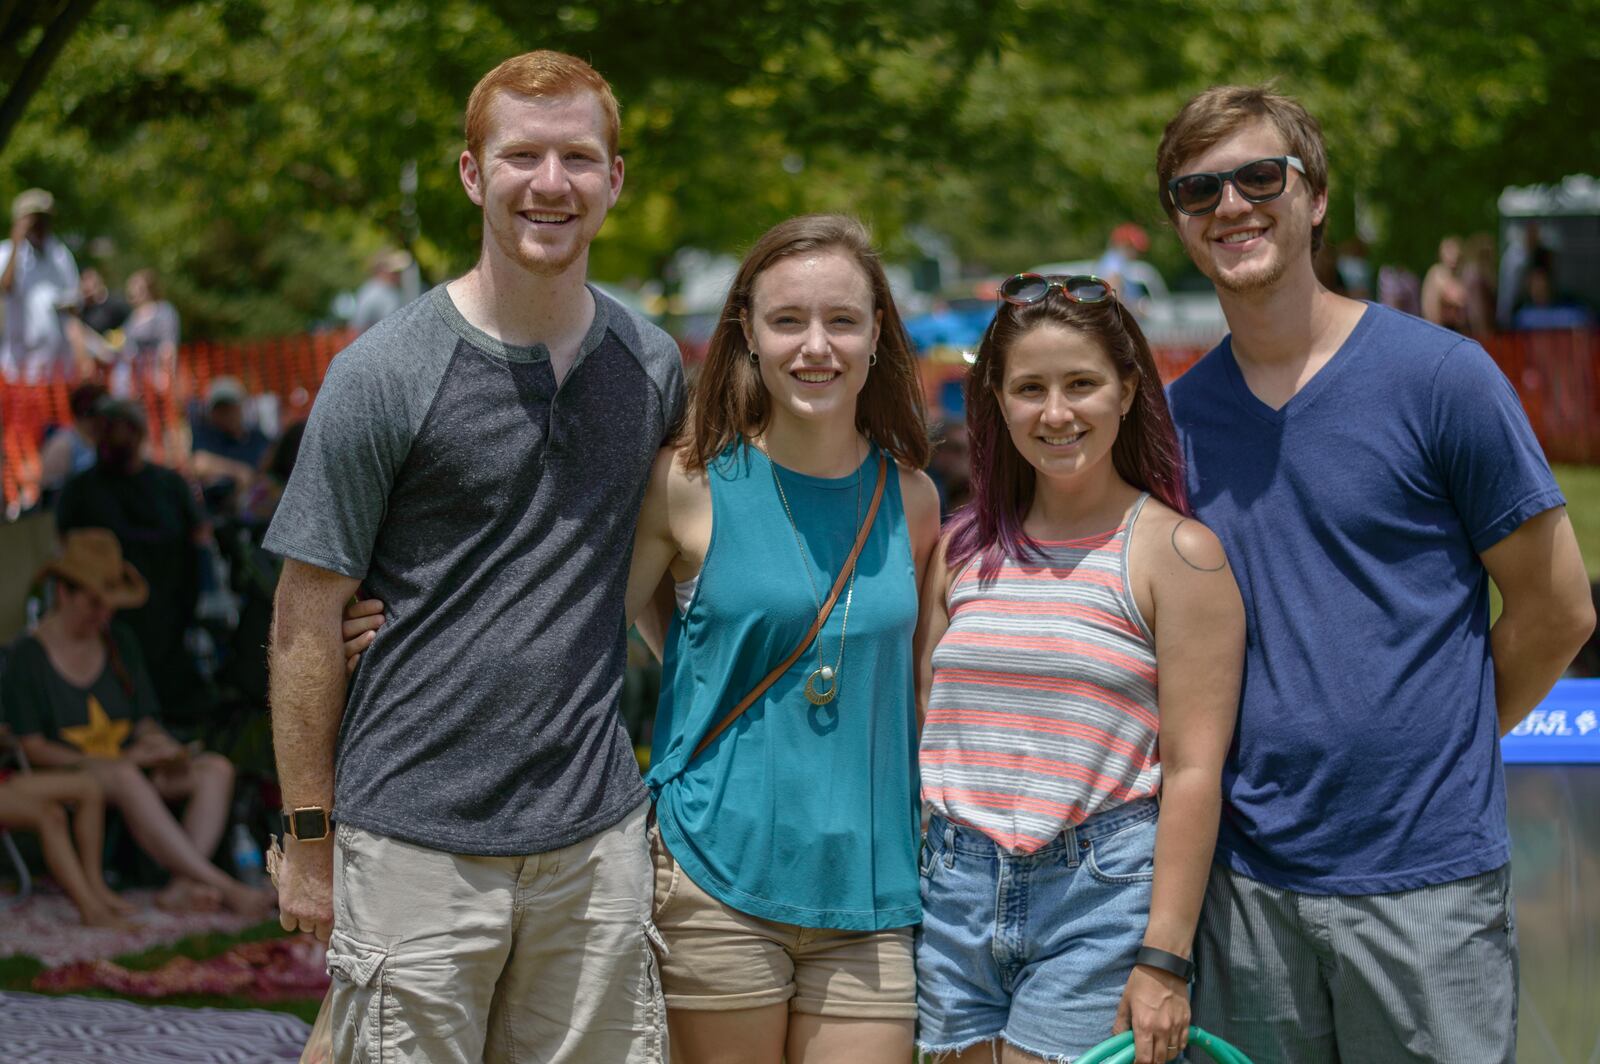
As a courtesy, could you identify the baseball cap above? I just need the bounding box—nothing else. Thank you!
[94,395,148,430]
[1111,222,1150,253]
[11,188,54,221]
[206,376,247,408]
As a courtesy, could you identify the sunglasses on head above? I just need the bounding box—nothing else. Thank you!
[997,273,1114,307]
[1167,155,1305,217]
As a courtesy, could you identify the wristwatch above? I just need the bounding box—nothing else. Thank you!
[278,806,334,842]
[1135,945,1195,981]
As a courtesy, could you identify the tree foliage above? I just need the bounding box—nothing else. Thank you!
[1,0,1595,337]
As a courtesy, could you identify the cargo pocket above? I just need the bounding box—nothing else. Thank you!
[326,929,396,1064]
[641,920,671,1062]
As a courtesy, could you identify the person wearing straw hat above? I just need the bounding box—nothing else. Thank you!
[0,187,81,383]
[1,529,273,916]
[58,397,210,719]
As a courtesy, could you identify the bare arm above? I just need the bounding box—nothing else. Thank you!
[633,573,676,663]
[190,450,260,489]
[1115,516,1244,1063]
[37,430,75,489]
[913,533,954,734]
[1141,518,1242,956]
[901,467,941,595]
[268,558,360,941]
[0,221,26,293]
[18,734,89,769]
[1481,506,1594,734]
[625,448,685,649]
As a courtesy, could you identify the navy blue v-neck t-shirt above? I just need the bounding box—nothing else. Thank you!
[1167,303,1563,894]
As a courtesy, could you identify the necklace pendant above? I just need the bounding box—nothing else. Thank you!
[804,666,838,705]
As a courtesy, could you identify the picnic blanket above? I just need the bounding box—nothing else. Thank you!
[0,888,269,967]
[34,937,329,1002]
[0,989,310,1062]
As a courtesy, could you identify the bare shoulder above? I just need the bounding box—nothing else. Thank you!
[663,446,711,500]
[897,464,939,518]
[1132,500,1230,576]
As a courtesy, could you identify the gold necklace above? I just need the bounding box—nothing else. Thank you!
[763,440,863,706]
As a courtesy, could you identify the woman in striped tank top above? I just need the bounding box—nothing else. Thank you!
[914,275,1245,1064]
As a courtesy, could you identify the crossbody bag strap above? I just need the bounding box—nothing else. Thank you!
[689,452,889,763]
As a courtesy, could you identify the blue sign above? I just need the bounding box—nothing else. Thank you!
[1501,679,1600,764]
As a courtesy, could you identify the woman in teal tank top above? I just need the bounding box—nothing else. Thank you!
[626,215,939,1063]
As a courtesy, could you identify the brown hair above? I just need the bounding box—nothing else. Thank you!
[127,268,161,301]
[50,576,136,698]
[1156,84,1330,253]
[464,51,620,159]
[681,214,930,473]
[948,294,1189,578]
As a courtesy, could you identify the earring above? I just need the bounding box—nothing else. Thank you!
[869,351,879,367]
[748,350,759,365]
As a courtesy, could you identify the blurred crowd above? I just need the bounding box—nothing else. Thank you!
[1326,222,1593,334]
[2,189,182,389]
[1,368,303,925]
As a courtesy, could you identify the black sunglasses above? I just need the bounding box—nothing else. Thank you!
[1167,156,1305,217]
[998,273,1113,306]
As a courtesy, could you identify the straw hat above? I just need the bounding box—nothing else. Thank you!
[38,529,149,610]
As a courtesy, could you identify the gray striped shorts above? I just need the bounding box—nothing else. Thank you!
[1192,862,1517,1063]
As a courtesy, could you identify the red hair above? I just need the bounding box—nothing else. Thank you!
[465,51,620,158]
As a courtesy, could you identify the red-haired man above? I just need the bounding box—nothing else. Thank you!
[267,52,684,1063]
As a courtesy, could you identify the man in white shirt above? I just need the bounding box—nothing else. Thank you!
[0,188,80,382]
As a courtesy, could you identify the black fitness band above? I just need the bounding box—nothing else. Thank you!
[1135,945,1195,981]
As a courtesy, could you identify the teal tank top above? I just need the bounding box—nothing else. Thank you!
[645,440,920,930]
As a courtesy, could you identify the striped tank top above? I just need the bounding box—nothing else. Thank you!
[921,494,1160,854]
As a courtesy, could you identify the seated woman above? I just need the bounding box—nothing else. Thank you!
[1,528,273,915]
[0,725,135,928]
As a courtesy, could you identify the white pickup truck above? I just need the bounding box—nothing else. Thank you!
[1028,259,1229,349]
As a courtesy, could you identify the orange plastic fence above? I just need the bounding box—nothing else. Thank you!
[2,327,1596,514]
[2,329,352,515]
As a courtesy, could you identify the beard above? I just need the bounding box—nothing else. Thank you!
[487,210,590,278]
[1184,211,1311,296]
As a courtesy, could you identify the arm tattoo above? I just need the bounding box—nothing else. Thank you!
[1171,520,1226,572]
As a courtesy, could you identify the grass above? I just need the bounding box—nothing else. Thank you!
[0,919,322,1023]
[1554,464,1600,578]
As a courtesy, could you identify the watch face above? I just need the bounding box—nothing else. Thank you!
[290,808,328,840]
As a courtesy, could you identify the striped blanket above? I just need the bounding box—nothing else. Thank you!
[0,990,309,1062]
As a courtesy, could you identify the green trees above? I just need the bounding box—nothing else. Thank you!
[3,0,1594,337]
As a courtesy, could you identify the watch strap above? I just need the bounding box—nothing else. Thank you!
[278,806,332,842]
[1135,945,1195,981]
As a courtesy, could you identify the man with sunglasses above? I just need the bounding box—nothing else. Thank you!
[1156,85,1593,1062]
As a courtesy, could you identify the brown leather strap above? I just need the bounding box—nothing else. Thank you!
[690,452,889,762]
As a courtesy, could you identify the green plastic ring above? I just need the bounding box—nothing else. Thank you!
[1077,1026,1254,1064]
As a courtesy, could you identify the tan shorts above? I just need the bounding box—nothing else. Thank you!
[329,804,667,1064]
[649,818,916,1019]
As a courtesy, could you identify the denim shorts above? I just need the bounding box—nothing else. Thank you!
[916,798,1160,1061]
